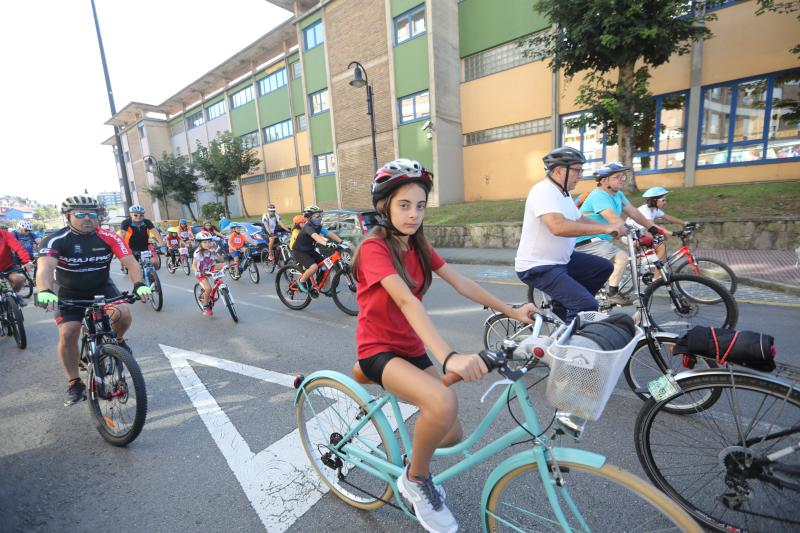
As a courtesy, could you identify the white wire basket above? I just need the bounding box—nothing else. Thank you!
[545,312,642,421]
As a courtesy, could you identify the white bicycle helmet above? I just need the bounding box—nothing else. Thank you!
[129,204,146,214]
[17,220,33,231]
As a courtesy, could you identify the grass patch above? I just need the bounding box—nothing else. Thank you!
[424,181,800,225]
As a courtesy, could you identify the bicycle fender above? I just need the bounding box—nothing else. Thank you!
[480,447,606,532]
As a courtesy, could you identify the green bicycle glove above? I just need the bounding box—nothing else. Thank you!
[133,282,153,298]
[36,289,59,306]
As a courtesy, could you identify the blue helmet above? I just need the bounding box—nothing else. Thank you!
[643,186,670,198]
[179,218,187,225]
[593,162,630,180]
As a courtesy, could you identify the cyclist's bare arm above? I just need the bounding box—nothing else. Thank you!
[540,212,621,237]
[326,230,343,243]
[658,213,685,226]
[35,256,57,292]
[311,233,330,245]
[121,255,144,285]
[621,204,655,230]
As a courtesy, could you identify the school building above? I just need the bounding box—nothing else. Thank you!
[103,0,799,220]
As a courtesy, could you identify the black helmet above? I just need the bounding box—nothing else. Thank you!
[61,195,99,214]
[543,147,586,171]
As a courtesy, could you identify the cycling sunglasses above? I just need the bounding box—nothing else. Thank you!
[71,211,98,219]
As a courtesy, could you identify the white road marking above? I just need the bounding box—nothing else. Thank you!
[428,306,485,316]
[161,345,415,532]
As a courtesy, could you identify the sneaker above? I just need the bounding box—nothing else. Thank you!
[397,465,458,533]
[402,455,445,500]
[606,292,633,306]
[64,379,86,407]
[203,306,213,317]
[268,254,274,261]
[308,286,320,299]
[296,279,309,294]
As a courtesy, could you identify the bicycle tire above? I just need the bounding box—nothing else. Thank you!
[87,344,147,446]
[635,372,800,532]
[248,262,260,284]
[484,459,700,532]
[192,283,206,312]
[641,273,737,335]
[229,263,242,281]
[331,270,357,316]
[166,256,177,274]
[623,332,720,414]
[525,286,552,308]
[296,377,394,510]
[261,249,276,274]
[182,255,191,276]
[21,270,34,298]
[220,287,238,323]
[674,256,738,298]
[6,298,26,349]
[275,265,311,310]
[483,313,533,351]
[149,270,163,312]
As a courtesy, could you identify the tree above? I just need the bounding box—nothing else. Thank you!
[525,0,715,191]
[193,132,260,218]
[756,1,800,126]
[33,205,59,221]
[146,152,201,220]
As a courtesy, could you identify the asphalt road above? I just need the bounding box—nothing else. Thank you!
[2,261,798,533]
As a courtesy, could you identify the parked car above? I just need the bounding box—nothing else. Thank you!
[221,222,269,257]
[321,210,379,247]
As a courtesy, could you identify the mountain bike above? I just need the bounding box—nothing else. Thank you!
[275,243,357,316]
[663,223,737,297]
[293,315,701,532]
[134,250,163,312]
[165,246,191,276]
[0,267,27,349]
[59,292,147,446]
[635,362,800,532]
[229,245,260,284]
[261,233,292,274]
[193,265,238,323]
[19,257,35,298]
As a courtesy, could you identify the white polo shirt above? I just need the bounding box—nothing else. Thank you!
[515,179,581,272]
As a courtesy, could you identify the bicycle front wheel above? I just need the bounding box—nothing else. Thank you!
[296,377,394,510]
[261,249,276,274]
[6,298,26,349]
[484,459,700,532]
[483,313,534,351]
[182,255,191,276]
[88,344,147,446]
[275,265,311,310]
[248,262,260,284]
[220,286,238,323]
[674,257,737,298]
[149,270,163,312]
[642,273,737,335]
[21,270,34,298]
[635,372,800,532]
[331,270,357,316]
[166,256,177,274]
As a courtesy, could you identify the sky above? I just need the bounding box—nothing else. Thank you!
[0,0,292,206]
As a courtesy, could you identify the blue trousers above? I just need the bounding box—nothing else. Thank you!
[517,252,613,322]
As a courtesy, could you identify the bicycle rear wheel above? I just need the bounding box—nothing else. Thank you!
[296,377,394,510]
[635,373,800,532]
[275,265,311,310]
[331,270,357,316]
[641,273,737,335]
[88,344,147,446]
[484,459,700,532]
[149,270,163,312]
[21,270,34,298]
[220,286,238,323]
[674,256,738,298]
[6,298,26,349]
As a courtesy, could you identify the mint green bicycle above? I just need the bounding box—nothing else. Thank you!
[293,314,700,532]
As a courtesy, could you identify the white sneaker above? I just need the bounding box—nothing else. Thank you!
[397,465,458,533]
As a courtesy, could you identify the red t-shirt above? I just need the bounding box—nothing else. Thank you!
[356,238,445,360]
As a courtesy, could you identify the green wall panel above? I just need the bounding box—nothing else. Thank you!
[314,175,337,203]
[169,115,183,126]
[230,102,258,137]
[391,0,424,17]
[299,12,322,29]
[204,93,225,108]
[309,112,333,155]
[287,52,299,63]
[394,33,429,97]
[303,46,327,94]
[291,80,305,116]
[397,123,432,169]
[458,0,549,57]
[258,87,292,126]
[229,77,253,95]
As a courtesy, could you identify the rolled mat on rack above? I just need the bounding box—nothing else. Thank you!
[673,326,776,372]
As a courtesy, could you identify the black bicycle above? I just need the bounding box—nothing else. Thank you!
[229,244,260,283]
[0,267,27,349]
[58,292,147,446]
[261,233,292,274]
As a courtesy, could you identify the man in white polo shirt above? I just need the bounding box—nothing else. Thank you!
[515,147,625,321]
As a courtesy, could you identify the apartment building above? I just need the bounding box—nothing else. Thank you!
[103,0,799,220]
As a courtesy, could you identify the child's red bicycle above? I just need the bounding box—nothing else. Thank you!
[193,265,239,322]
[274,243,357,316]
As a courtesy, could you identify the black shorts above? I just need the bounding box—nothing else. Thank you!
[55,281,121,324]
[293,249,324,270]
[358,352,433,388]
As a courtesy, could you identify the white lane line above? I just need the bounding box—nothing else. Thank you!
[428,306,486,316]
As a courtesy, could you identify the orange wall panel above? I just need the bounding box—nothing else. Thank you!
[695,162,800,186]
[262,137,297,171]
[268,177,303,213]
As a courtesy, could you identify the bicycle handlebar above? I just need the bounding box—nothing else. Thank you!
[53,291,139,309]
[442,350,503,387]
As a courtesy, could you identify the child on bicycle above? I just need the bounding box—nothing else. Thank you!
[193,232,225,317]
[351,159,535,533]
[227,224,254,272]
[289,215,307,251]
[292,205,342,298]
[164,227,181,261]
[627,187,688,262]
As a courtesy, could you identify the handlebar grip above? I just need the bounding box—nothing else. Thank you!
[440,350,497,387]
[608,230,619,238]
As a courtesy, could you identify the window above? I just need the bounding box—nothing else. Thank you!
[138,123,146,139]
[304,20,324,50]
[464,118,551,146]
[296,114,308,132]
[394,5,426,45]
[241,131,260,149]
[315,152,336,176]
[290,61,302,80]
[258,68,287,96]
[241,175,265,186]
[309,89,329,115]
[698,69,800,167]
[206,100,226,120]
[561,112,618,177]
[463,29,549,82]
[266,167,300,181]
[398,91,430,124]
[231,85,254,109]
[263,119,293,143]
[632,92,688,173]
[186,110,204,130]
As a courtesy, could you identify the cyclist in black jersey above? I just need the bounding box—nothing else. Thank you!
[121,204,166,268]
[36,196,152,406]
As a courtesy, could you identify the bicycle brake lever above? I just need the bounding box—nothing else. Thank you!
[480,379,514,403]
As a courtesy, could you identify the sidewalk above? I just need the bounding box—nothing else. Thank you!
[437,247,800,297]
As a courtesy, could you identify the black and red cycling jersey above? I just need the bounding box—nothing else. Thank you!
[39,226,131,291]
[0,230,32,271]
[121,218,155,251]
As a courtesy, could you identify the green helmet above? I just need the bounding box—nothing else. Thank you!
[304,204,322,216]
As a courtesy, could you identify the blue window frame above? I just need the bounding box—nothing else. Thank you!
[633,92,689,174]
[315,153,336,176]
[697,68,800,168]
[186,110,204,130]
[240,131,260,150]
[206,100,226,120]
[309,89,329,115]
[231,86,254,109]
[304,20,324,50]
[258,68,287,96]
[394,4,426,45]
[262,119,293,144]
[398,90,430,125]
[560,112,618,177]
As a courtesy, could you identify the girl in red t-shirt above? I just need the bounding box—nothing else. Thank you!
[352,159,535,532]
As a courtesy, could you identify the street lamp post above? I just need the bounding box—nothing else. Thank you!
[348,61,378,173]
[144,155,170,220]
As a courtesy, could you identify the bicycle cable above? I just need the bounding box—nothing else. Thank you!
[505,370,556,446]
